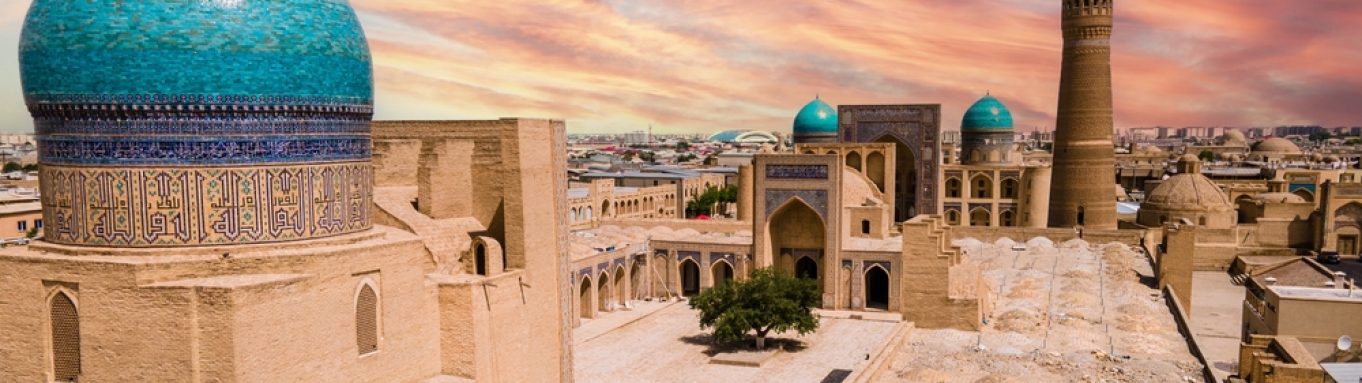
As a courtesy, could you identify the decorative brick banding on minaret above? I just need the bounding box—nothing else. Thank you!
[1049,0,1119,230]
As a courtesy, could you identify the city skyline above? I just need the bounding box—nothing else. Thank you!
[1,0,1360,135]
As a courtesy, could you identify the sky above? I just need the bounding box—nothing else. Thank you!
[1,0,1361,135]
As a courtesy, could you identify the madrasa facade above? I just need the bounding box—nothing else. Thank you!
[0,1,571,381]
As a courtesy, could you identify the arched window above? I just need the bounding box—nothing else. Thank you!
[1001,211,1016,226]
[356,284,379,355]
[946,178,962,198]
[972,175,993,199]
[50,291,80,382]
[1001,179,1019,199]
[970,209,991,227]
[861,220,871,235]
[945,210,960,225]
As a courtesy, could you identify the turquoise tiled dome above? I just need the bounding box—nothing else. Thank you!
[19,0,373,104]
[20,0,376,247]
[793,97,838,136]
[961,95,1014,131]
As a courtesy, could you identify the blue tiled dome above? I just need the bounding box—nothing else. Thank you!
[793,97,838,136]
[961,95,1014,131]
[20,0,373,104]
[21,0,376,247]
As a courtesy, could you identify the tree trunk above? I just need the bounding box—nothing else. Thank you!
[755,328,769,349]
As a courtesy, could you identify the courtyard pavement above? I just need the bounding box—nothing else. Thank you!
[1190,271,1247,382]
[573,302,899,383]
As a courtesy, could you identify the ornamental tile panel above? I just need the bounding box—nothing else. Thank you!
[40,163,372,247]
[765,189,829,220]
[765,165,829,180]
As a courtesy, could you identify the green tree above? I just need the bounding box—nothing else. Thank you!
[686,185,738,217]
[21,164,38,172]
[621,152,635,162]
[639,151,656,163]
[689,268,820,349]
[1309,132,1332,142]
[676,141,690,151]
[1198,149,1215,162]
[2,162,19,173]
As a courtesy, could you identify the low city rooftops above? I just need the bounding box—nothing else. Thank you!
[1271,286,1362,302]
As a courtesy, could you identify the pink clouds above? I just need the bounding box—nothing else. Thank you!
[349,0,1362,134]
[0,0,1358,134]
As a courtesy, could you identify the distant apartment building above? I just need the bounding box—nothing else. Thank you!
[0,187,41,243]
[0,134,34,146]
[621,130,650,145]
[1274,126,1327,137]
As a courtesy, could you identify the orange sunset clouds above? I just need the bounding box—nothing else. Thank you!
[2,1,1360,134]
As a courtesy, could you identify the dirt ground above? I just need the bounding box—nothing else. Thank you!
[874,238,1206,383]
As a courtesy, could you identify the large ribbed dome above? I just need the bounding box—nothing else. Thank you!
[1252,138,1302,154]
[961,95,1014,131]
[21,0,374,248]
[793,97,838,137]
[1144,174,1233,212]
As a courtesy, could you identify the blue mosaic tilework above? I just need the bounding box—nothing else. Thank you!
[21,0,374,166]
[41,163,372,247]
[18,0,377,246]
[39,136,371,166]
[19,0,372,101]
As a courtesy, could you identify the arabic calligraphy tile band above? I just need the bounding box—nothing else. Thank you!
[40,163,373,247]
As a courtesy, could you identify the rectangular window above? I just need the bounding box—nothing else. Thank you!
[17,221,26,231]
[35,219,42,229]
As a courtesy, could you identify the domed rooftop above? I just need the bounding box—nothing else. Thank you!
[1144,173,1233,212]
[1252,138,1302,154]
[1253,193,1307,204]
[20,0,373,103]
[841,167,883,208]
[1220,130,1248,147]
[793,97,838,136]
[1134,144,1164,155]
[961,95,1014,131]
[20,0,375,247]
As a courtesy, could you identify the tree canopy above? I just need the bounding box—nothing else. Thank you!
[1197,149,1215,162]
[685,185,738,217]
[688,268,820,349]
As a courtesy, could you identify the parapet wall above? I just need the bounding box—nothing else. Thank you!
[950,226,1146,247]
[600,218,751,234]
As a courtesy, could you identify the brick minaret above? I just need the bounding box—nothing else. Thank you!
[1049,0,1117,229]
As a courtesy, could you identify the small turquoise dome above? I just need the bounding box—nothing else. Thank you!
[793,97,838,136]
[961,95,1014,131]
[19,0,373,103]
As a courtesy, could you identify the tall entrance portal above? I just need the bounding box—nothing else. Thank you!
[767,199,828,302]
[837,104,942,222]
[875,136,916,221]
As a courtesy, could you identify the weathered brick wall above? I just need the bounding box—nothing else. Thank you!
[0,228,443,382]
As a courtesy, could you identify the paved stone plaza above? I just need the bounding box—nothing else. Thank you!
[1190,271,1247,382]
[573,303,898,382]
